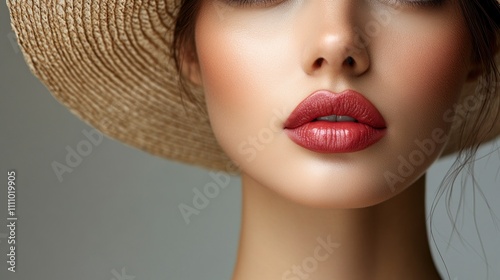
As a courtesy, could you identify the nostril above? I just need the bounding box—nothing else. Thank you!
[312,56,356,70]
[313,58,324,68]
[345,56,355,66]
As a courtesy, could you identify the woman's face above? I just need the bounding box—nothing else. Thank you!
[189,0,477,208]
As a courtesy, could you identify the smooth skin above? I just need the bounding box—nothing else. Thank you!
[183,0,481,279]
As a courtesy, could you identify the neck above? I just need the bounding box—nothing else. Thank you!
[231,173,442,280]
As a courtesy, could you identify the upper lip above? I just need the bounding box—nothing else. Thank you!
[284,90,386,129]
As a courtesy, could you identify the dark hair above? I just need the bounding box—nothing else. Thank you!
[170,1,500,278]
[171,0,204,112]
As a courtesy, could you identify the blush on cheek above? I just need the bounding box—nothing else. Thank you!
[414,41,469,96]
[195,33,266,153]
[196,28,259,110]
[391,27,472,119]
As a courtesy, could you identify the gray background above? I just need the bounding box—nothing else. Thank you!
[1,2,500,279]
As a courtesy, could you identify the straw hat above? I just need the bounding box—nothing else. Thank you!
[7,0,500,174]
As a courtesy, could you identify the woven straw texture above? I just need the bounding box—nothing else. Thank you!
[6,0,500,173]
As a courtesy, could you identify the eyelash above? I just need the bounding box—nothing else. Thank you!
[381,0,444,7]
[224,0,444,8]
[223,0,284,8]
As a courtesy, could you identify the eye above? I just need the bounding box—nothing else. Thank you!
[222,0,286,8]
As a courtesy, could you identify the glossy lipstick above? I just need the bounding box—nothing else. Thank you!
[284,90,386,153]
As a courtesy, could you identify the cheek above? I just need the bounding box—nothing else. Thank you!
[195,36,270,153]
[377,14,472,141]
[370,14,473,191]
[391,29,470,106]
[195,17,294,159]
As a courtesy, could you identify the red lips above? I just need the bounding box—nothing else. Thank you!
[284,90,387,153]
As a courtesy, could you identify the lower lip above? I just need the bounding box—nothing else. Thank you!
[285,121,386,153]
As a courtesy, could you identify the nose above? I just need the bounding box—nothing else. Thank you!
[301,3,370,78]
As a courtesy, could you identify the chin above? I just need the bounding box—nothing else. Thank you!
[235,142,435,209]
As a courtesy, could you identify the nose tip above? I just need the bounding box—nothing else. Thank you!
[302,11,371,78]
